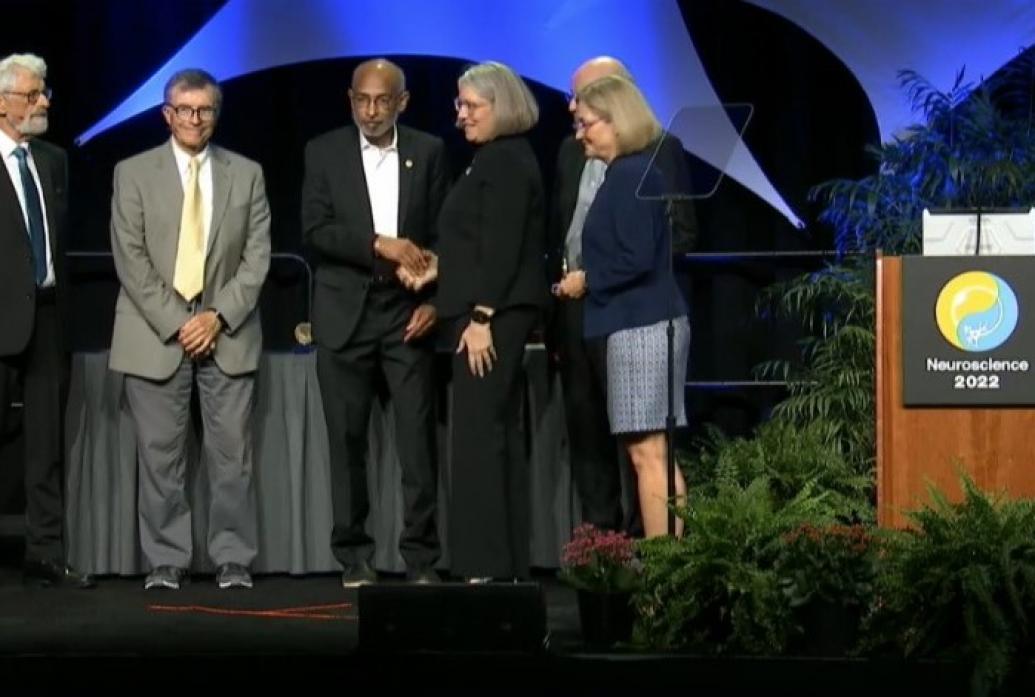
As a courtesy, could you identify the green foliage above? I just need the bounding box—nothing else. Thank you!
[776,523,876,610]
[640,54,1035,681]
[863,475,1035,695]
[683,419,873,524]
[754,51,1035,486]
[633,477,835,653]
[795,54,1035,688]
[811,58,1035,256]
[755,260,876,479]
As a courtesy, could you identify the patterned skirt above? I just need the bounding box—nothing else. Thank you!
[605,317,690,435]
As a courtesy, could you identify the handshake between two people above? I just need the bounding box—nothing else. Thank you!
[374,235,439,343]
[374,235,438,292]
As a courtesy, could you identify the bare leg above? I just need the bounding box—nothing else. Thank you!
[625,432,686,538]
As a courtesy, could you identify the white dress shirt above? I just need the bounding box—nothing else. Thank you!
[359,127,400,237]
[170,138,214,252]
[0,129,55,287]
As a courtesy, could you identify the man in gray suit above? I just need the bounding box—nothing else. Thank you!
[109,68,271,590]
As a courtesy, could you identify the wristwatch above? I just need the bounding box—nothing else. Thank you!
[470,308,492,325]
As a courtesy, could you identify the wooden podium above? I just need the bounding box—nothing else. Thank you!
[876,255,1035,527]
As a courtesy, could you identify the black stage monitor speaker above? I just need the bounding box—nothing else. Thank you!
[358,582,547,654]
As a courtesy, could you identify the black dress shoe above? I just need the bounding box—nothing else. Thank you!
[23,558,96,589]
[406,567,441,584]
[341,559,378,588]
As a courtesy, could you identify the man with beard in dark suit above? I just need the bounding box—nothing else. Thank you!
[302,59,449,586]
[549,56,697,535]
[0,53,93,588]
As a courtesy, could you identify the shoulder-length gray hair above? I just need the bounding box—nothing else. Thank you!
[577,75,661,156]
[0,53,47,92]
[458,61,539,137]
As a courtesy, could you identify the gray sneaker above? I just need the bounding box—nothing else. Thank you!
[216,563,253,589]
[144,565,187,590]
[341,559,377,588]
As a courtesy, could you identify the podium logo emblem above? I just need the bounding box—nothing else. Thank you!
[935,271,1019,352]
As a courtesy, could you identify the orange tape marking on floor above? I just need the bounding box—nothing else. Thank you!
[147,601,355,621]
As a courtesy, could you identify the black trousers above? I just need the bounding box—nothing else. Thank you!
[317,286,440,570]
[448,307,538,579]
[0,291,67,561]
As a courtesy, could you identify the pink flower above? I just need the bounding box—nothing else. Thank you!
[560,524,641,593]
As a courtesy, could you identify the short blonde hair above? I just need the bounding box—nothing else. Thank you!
[577,75,661,156]
[458,61,539,137]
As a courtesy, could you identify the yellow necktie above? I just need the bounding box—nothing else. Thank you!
[173,156,204,301]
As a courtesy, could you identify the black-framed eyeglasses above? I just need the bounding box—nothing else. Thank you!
[350,92,398,111]
[4,87,52,105]
[454,97,489,113]
[166,104,218,121]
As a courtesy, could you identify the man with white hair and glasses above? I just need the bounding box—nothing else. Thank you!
[0,53,94,588]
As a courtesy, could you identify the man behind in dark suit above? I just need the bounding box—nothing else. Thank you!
[550,56,697,534]
[0,53,92,588]
[302,59,449,587]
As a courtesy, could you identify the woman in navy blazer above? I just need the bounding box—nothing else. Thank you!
[556,75,689,537]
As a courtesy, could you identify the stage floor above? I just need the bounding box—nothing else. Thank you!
[0,535,603,692]
[4,537,1027,695]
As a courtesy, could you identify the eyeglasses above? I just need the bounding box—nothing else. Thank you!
[4,87,52,105]
[350,93,397,111]
[166,104,218,121]
[574,116,602,132]
[454,97,489,113]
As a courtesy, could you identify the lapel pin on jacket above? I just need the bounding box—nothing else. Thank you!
[405,159,413,168]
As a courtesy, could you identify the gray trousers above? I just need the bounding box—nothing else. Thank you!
[123,357,257,569]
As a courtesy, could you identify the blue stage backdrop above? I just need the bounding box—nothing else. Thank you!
[2,0,1030,441]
